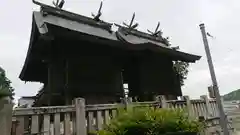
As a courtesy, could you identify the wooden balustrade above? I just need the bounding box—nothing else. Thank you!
[11,95,231,135]
[12,106,75,135]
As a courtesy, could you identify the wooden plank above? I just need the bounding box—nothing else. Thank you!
[183,96,193,118]
[16,117,24,135]
[60,122,64,135]
[202,103,207,117]
[104,110,110,125]
[193,103,199,118]
[174,104,178,109]
[178,104,183,109]
[43,114,50,135]
[214,102,220,117]
[201,95,211,118]
[87,111,95,132]
[197,103,203,117]
[74,98,87,135]
[72,113,76,135]
[64,113,71,135]
[112,110,117,119]
[210,102,215,117]
[190,104,196,118]
[96,110,102,130]
[214,102,218,117]
[177,103,181,109]
[31,115,39,134]
[13,106,75,116]
[86,104,118,111]
[171,103,175,110]
[11,119,17,135]
[50,123,54,135]
[24,116,30,134]
[54,113,61,135]
[197,103,202,117]
[159,95,167,108]
[193,103,198,117]
[200,103,207,118]
[211,102,217,117]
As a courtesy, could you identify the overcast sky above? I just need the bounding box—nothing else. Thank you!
[0,0,239,102]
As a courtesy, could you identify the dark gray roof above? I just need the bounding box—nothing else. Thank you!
[19,4,201,82]
[33,11,117,40]
[33,9,200,61]
[34,0,113,32]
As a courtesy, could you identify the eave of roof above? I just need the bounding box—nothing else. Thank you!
[19,14,39,81]
[115,27,201,62]
[20,96,36,99]
[139,43,201,62]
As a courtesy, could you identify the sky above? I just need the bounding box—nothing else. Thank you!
[0,0,240,102]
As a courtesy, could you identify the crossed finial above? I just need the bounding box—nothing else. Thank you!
[52,0,65,9]
[162,37,171,46]
[92,1,103,21]
[122,13,138,29]
[147,22,162,37]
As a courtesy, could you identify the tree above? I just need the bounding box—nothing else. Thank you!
[0,67,14,100]
[173,61,189,86]
[163,37,189,86]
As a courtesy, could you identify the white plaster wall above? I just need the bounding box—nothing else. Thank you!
[18,98,34,108]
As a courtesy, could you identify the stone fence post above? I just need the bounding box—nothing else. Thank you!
[0,98,13,135]
[74,98,87,135]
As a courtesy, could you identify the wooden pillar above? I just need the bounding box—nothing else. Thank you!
[47,62,52,106]
[64,59,71,105]
[201,95,211,118]
[46,57,66,106]
[120,71,125,99]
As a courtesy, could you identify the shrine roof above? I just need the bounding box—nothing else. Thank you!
[19,3,201,82]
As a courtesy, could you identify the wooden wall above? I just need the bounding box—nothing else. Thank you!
[125,53,181,101]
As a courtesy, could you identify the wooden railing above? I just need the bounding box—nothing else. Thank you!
[11,95,232,135]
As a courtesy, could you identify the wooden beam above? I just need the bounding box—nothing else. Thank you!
[13,106,75,116]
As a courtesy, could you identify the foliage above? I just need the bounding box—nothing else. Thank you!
[173,61,189,86]
[223,89,240,101]
[0,87,12,99]
[96,107,204,135]
[0,67,14,100]
[163,37,189,86]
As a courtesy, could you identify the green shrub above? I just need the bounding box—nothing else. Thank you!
[0,87,12,99]
[97,107,204,135]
